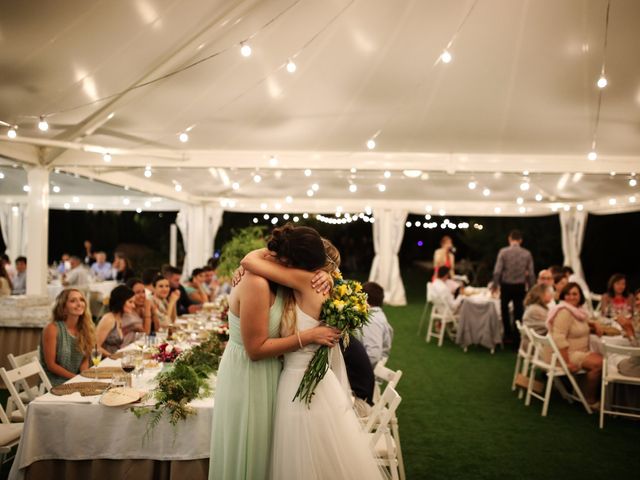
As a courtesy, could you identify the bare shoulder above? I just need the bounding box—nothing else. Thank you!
[239,271,270,290]
[97,313,115,328]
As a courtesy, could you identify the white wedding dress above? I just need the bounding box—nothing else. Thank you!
[270,306,387,480]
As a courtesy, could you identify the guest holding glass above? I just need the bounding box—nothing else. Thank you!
[546,282,603,407]
[95,285,135,357]
[600,273,633,320]
[11,256,27,295]
[40,289,96,386]
[152,275,180,329]
[0,261,12,297]
[121,278,157,345]
[90,251,113,280]
[523,284,552,335]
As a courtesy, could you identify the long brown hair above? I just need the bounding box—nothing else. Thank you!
[280,238,342,336]
[52,289,96,356]
[524,284,550,308]
[0,261,12,291]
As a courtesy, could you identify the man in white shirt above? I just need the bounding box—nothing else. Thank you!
[62,256,91,287]
[430,266,463,313]
[361,282,394,367]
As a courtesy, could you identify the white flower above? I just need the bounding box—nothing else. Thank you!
[165,344,173,353]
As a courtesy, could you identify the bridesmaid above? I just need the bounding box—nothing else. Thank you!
[209,225,339,480]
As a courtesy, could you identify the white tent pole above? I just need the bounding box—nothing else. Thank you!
[169,224,178,266]
[25,166,49,296]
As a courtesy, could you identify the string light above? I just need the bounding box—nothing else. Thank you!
[535,193,543,201]
[136,207,142,214]
[286,59,297,73]
[144,166,152,178]
[63,203,70,210]
[253,174,262,183]
[293,216,300,222]
[378,184,386,192]
[144,200,152,208]
[253,217,259,224]
[494,207,502,214]
[269,156,278,167]
[22,185,30,192]
[588,150,598,161]
[232,182,240,190]
[122,197,130,205]
[519,179,530,191]
[366,139,376,150]
[7,126,17,138]
[306,189,314,197]
[311,183,319,191]
[304,169,312,177]
[608,198,616,205]
[629,178,637,187]
[440,50,452,63]
[303,213,309,219]
[38,116,49,131]
[103,152,112,162]
[179,132,189,143]
[240,43,252,57]
[516,197,524,205]
[349,184,357,193]
[576,204,584,211]
[0,172,4,180]
[52,185,61,193]
[403,170,422,178]
[482,188,491,197]
[383,170,391,178]
[467,180,477,190]
[589,1,611,162]
[263,213,270,220]
[174,183,182,192]
[72,196,80,203]
[597,75,608,89]
[285,195,293,203]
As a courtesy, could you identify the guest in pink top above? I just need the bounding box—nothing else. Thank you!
[600,273,633,320]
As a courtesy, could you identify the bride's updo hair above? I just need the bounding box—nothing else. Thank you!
[267,224,326,271]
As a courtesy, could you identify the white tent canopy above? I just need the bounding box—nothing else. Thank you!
[1,0,639,302]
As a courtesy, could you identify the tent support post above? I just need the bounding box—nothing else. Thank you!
[25,166,50,296]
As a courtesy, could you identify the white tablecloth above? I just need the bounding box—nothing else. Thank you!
[8,355,214,480]
[456,295,503,350]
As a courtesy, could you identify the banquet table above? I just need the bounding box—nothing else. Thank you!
[456,293,503,352]
[8,351,214,480]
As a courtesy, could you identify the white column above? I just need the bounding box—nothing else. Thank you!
[559,209,588,287]
[176,205,224,278]
[169,223,178,266]
[368,208,408,306]
[26,167,50,296]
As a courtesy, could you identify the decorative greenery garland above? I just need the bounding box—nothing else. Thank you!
[131,333,224,439]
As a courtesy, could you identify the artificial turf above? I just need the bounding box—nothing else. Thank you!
[384,269,639,480]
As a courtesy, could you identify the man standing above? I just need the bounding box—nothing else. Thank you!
[492,230,535,344]
[12,256,27,295]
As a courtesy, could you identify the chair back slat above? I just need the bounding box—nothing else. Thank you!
[8,349,40,369]
[603,343,640,357]
[368,386,402,447]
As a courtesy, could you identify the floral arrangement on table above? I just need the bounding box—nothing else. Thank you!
[152,343,182,363]
[294,271,371,406]
[212,294,229,322]
[213,323,230,340]
[132,332,224,439]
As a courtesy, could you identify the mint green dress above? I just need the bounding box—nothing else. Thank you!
[209,288,283,480]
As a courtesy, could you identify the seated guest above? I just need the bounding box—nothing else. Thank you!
[122,278,157,345]
[340,334,375,417]
[562,265,591,300]
[62,255,90,286]
[547,282,603,407]
[431,266,463,313]
[113,252,135,283]
[40,289,96,386]
[600,273,633,319]
[552,272,568,303]
[56,253,71,274]
[1,254,15,280]
[201,265,216,301]
[523,284,553,335]
[152,275,180,329]
[90,251,113,280]
[12,256,27,295]
[96,285,135,356]
[184,268,209,304]
[163,265,199,315]
[361,282,394,367]
[536,269,553,287]
[142,268,160,299]
[0,261,12,296]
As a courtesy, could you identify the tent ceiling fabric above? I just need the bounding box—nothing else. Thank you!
[1,0,639,216]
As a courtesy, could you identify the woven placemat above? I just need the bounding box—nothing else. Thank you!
[80,367,125,379]
[51,381,110,396]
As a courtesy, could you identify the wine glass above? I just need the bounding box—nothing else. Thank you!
[90,346,102,380]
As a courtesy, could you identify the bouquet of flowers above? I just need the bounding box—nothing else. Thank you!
[294,273,370,406]
[153,343,182,363]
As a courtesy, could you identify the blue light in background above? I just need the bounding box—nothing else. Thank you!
[417,240,424,247]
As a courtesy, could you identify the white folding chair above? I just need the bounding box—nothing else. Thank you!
[599,343,640,429]
[524,331,592,416]
[365,386,402,480]
[511,321,534,399]
[417,283,433,336]
[7,348,44,404]
[371,364,405,480]
[426,296,458,347]
[1,360,52,423]
[0,400,23,465]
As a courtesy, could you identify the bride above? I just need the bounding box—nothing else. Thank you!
[241,237,386,480]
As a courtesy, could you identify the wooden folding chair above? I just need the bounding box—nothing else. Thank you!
[365,386,402,480]
[599,343,640,428]
[7,349,44,404]
[1,360,52,423]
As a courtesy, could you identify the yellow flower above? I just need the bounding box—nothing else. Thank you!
[337,284,348,297]
[354,283,363,293]
[333,300,346,311]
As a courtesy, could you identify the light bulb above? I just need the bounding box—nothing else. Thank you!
[467,181,477,190]
[482,188,491,197]
[253,217,258,224]
[306,189,314,197]
[405,221,411,228]
[179,132,189,143]
[293,216,299,222]
[7,127,17,139]
[516,197,524,205]
[535,193,543,202]
[519,206,526,214]
[0,172,4,179]
[403,170,422,178]
[587,150,597,161]
[63,203,70,210]
[240,43,252,57]
[283,214,290,220]
[144,169,152,178]
[232,182,240,190]
[383,170,391,178]
[22,185,30,192]
[269,156,278,167]
[285,195,293,203]
[103,152,112,163]
[629,178,637,187]
[286,60,297,73]
[175,184,182,192]
[304,169,312,177]
[263,214,269,220]
[136,207,142,214]
[366,139,376,150]
[253,174,262,183]
[608,198,616,205]
[311,183,319,191]
[494,207,501,214]
[52,185,61,193]
[72,196,80,203]
[38,116,49,131]
[122,197,130,205]
[630,196,637,203]
[144,201,151,208]
[303,213,309,219]
[349,184,357,193]
[520,181,530,191]
[440,50,452,63]
[378,184,386,192]
[577,204,584,211]
[597,75,607,89]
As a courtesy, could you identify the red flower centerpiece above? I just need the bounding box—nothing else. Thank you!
[153,343,182,363]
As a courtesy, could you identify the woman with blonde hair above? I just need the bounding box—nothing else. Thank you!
[40,289,96,386]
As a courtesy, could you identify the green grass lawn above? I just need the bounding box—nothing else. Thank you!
[385,268,639,480]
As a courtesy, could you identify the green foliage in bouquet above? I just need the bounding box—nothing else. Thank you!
[294,274,371,406]
[216,226,267,279]
[131,333,224,440]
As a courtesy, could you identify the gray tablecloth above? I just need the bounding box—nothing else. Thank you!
[456,299,502,350]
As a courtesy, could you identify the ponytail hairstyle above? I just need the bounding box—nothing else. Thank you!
[279,236,342,337]
[51,289,96,357]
